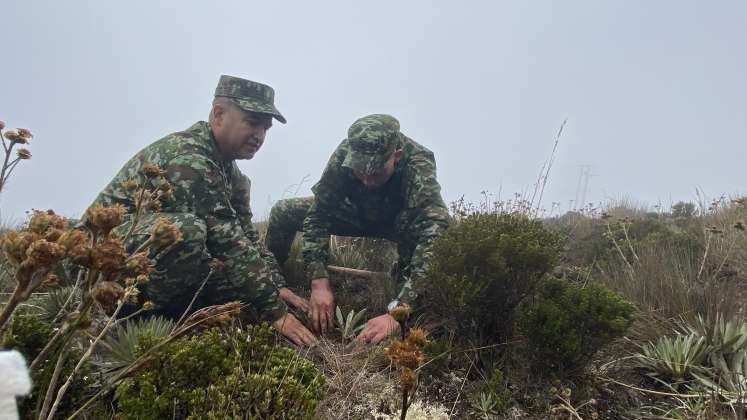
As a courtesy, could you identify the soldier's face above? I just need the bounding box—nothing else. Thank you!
[213,104,272,160]
[354,149,404,189]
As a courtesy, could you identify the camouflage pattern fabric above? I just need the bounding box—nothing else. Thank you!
[266,132,450,305]
[343,114,401,176]
[214,74,286,124]
[90,121,287,321]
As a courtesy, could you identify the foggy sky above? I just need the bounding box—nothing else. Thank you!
[1,1,745,223]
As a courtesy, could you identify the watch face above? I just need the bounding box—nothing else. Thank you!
[387,300,400,311]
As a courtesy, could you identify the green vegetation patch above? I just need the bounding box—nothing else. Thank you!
[115,324,324,420]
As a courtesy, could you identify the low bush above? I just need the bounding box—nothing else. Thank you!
[115,324,324,419]
[518,277,635,376]
[418,212,563,343]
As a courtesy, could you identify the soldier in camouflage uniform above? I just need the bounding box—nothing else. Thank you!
[266,114,450,344]
[89,75,316,346]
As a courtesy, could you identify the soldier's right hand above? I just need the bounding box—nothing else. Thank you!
[309,277,335,335]
[272,313,318,347]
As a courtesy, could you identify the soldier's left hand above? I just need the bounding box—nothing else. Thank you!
[277,287,310,312]
[356,314,399,345]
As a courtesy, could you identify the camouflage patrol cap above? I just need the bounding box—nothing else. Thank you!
[342,114,401,176]
[214,75,286,124]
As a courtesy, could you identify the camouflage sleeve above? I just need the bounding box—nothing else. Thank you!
[397,150,450,304]
[166,154,287,322]
[229,167,287,289]
[302,146,347,282]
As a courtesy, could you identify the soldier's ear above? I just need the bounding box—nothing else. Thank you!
[211,103,225,121]
[392,149,404,163]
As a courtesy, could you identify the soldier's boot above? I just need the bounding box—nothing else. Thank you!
[116,212,213,319]
[265,197,314,265]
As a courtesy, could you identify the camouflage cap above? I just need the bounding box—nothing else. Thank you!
[214,75,286,124]
[342,114,401,176]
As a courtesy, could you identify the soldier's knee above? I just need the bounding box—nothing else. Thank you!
[269,197,313,230]
[269,199,291,222]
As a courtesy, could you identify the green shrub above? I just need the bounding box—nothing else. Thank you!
[518,277,635,376]
[418,212,563,343]
[115,324,324,419]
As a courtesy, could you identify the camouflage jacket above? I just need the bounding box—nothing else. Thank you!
[303,134,450,304]
[90,121,287,320]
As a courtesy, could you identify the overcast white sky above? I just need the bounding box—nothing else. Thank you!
[1,1,745,222]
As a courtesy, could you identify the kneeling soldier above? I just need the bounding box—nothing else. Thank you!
[88,75,316,346]
[266,114,450,344]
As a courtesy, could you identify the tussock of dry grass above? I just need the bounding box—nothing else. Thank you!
[311,338,395,419]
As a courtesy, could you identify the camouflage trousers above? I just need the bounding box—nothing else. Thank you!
[116,213,253,319]
[265,197,415,281]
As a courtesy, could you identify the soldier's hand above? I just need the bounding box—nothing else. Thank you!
[272,313,318,347]
[309,277,335,335]
[278,287,310,312]
[356,314,399,345]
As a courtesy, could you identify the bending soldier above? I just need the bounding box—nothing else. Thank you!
[266,114,450,344]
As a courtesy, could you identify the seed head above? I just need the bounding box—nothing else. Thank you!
[84,204,127,236]
[125,286,140,304]
[149,217,182,248]
[141,164,164,178]
[406,328,428,347]
[0,231,40,266]
[142,301,155,311]
[17,128,32,139]
[93,280,125,312]
[126,251,153,276]
[44,228,64,243]
[121,180,139,192]
[69,245,95,268]
[398,350,425,370]
[4,130,19,141]
[93,237,127,275]
[388,303,411,323]
[157,178,172,192]
[399,368,416,392]
[136,274,149,284]
[16,148,32,159]
[384,339,425,370]
[147,198,162,212]
[28,210,67,234]
[0,120,5,130]
[57,229,88,252]
[185,301,242,329]
[26,239,66,267]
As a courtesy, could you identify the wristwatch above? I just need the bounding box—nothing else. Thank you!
[387,299,400,311]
